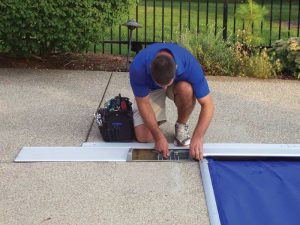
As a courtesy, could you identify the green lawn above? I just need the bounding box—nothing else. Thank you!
[95,0,299,55]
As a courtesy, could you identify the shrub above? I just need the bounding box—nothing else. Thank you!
[0,0,135,56]
[176,27,239,76]
[268,38,300,79]
[238,47,277,78]
[236,0,269,46]
[176,27,278,79]
[234,39,278,78]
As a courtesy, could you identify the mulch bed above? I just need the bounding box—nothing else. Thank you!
[0,53,128,72]
[0,52,297,80]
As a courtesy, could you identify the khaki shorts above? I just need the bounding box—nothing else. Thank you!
[133,84,175,127]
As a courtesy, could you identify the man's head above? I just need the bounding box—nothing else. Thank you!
[150,52,176,87]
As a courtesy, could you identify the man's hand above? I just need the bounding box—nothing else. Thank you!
[135,96,168,158]
[189,136,204,161]
[189,94,214,161]
[154,135,169,159]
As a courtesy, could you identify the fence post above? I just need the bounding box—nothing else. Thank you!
[223,0,228,40]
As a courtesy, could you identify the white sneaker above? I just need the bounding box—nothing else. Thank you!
[174,122,191,146]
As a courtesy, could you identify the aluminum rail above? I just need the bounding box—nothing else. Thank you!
[200,159,221,225]
[82,143,300,157]
[15,143,300,162]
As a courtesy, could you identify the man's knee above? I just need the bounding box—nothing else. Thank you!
[134,125,154,143]
[174,81,195,106]
[174,81,194,98]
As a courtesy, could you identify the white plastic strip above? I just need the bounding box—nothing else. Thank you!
[15,147,129,162]
[203,143,300,157]
[199,159,221,225]
[82,143,300,157]
[15,143,300,162]
[81,142,188,149]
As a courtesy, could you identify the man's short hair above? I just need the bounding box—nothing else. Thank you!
[150,54,176,86]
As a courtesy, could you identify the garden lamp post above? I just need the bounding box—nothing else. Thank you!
[122,19,142,71]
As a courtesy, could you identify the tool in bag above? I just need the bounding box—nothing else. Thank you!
[95,94,135,142]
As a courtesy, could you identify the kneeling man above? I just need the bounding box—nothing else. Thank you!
[129,43,214,160]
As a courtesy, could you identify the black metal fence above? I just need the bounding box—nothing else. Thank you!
[99,0,300,55]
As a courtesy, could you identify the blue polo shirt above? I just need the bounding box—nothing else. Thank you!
[129,43,210,99]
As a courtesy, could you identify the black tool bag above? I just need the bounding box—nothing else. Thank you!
[95,94,135,142]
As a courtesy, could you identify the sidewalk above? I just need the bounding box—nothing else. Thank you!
[0,68,299,225]
[88,72,300,144]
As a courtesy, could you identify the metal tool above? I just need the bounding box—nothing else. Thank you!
[127,148,191,161]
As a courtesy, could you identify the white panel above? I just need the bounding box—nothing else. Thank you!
[15,143,300,162]
[203,143,300,157]
[81,142,188,149]
[82,143,300,157]
[15,147,129,162]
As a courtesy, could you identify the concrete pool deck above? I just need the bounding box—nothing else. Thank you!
[0,68,299,225]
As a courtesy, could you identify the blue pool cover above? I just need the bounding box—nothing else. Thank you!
[208,158,300,225]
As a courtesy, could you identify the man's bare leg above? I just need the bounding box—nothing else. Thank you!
[134,81,195,143]
[135,124,153,142]
[172,81,196,146]
[173,81,196,123]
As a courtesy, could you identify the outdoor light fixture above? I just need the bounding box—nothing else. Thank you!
[122,19,142,71]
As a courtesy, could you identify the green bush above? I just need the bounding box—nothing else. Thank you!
[233,1,277,78]
[236,0,269,46]
[238,48,277,78]
[268,38,300,79]
[176,27,239,76]
[0,0,135,56]
[177,27,278,78]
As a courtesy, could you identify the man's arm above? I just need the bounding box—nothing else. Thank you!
[135,96,169,158]
[190,94,214,160]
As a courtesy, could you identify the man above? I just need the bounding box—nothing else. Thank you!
[129,43,214,160]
